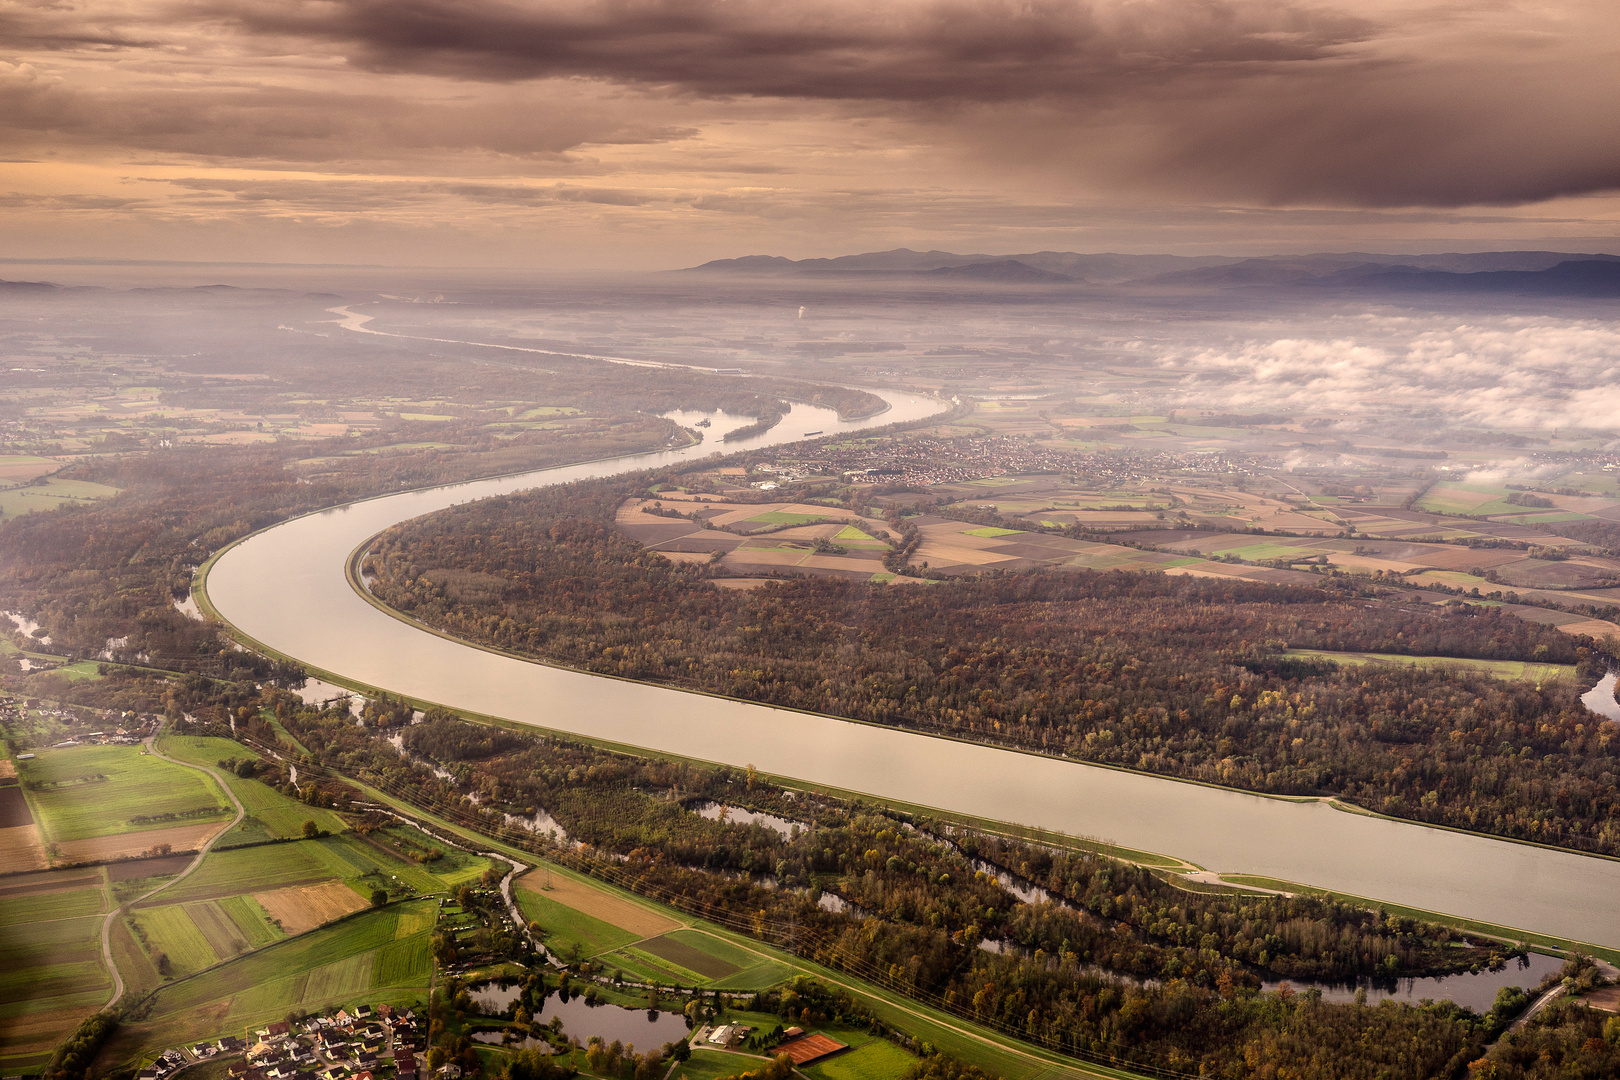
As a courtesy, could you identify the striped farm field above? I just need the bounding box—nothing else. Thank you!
[116,899,436,1060]
[134,903,220,976]
[0,910,111,1073]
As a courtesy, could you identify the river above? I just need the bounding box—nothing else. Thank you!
[204,390,1620,949]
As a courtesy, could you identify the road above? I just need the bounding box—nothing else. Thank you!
[1506,958,1620,1034]
[99,734,246,1009]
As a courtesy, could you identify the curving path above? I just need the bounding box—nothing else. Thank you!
[100,734,246,1008]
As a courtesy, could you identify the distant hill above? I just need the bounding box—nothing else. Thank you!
[924,259,1074,283]
[679,247,1620,293]
[1350,259,1620,297]
[680,247,1240,283]
[0,279,59,292]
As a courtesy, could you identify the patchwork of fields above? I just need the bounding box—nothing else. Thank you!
[513,869,791,991]
[107,899,438,1065]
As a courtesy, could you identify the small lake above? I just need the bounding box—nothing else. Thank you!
[536,994,690,1046]
[469,982,523,1014]
[691,800,804,839]
[1580,672,1620,722]
[1265,951,1563,1012]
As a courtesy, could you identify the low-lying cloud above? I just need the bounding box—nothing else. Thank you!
[1172,317,1620,434]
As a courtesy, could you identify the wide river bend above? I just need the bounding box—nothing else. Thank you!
[206,391,1620,948]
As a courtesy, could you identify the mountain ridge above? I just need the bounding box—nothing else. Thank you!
[679,247,1620,294]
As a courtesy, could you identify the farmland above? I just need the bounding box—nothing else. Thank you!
[104,898,437,1064]
[0,868,112,1074]
[803,1030,917,1080]
[17,744,231,850]
[154,734,347,841]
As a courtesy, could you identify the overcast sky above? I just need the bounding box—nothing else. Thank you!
[3,0,1620,268]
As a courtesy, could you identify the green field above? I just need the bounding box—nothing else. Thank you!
[0,902,112,1073]
[156,840,335,903]
[964,527,1022,538]
[156,734,347,841]
[1283,649,1576,683]
[0,886,107,927]
[0,478,121,520]
[711,960,795,992]
[747,512,826,526]
[131,895,285,977]
[516,892,639,958]
[670,1048,769,1080]
[19,745,231,842]
[803,1031,917,1080]
[117,899,436,1060]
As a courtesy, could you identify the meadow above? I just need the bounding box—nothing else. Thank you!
[155,734,346,841]
[18,745,230,844]
[1283,648,1576,683]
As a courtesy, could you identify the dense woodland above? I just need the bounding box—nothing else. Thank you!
[238,695,1617,1080]
[366,473,1620,855]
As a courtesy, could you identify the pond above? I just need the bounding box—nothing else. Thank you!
[469,981,523,1014]
[691,800,805,839]
[1579,671,1620,722]
[536,993,691,1047]
[1265,951,1564,1012]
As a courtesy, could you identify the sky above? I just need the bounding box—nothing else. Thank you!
[3,0,1620,269]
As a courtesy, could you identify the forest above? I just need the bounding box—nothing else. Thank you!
[230,690,1618,1080]
[364,471,1620,857]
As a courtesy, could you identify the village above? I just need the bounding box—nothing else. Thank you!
[137,1003,425,1080]
[738,433,1259,490]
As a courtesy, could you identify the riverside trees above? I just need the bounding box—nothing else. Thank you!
[366,474,1620,857]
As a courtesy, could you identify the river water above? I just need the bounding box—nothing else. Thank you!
[204,389,1620,948]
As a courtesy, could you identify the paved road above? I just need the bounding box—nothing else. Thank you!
[1506,958,1620,1034]
[100,734,246,1009]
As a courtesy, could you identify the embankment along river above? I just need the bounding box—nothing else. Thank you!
[206,390,1620,949]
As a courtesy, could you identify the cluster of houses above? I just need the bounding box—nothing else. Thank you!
[0,698,157,746]
[138,1003,425,1080]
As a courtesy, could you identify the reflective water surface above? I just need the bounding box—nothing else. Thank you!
[206,389,1620,948]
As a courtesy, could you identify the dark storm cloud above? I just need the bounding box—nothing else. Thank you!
[219,0,1369,102]
[188,0,1620,207]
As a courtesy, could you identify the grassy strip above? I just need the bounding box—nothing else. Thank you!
[1283,648,1576,683]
